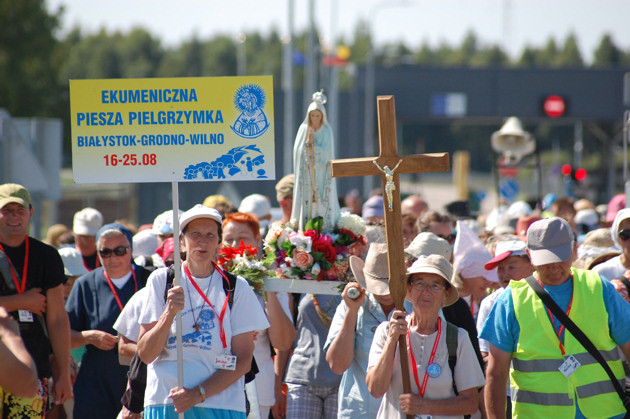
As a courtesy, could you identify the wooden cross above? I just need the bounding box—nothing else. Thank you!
[331,95,449,411]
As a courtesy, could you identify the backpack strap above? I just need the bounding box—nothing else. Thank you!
[164,265,175,302]
[445,321,459,395]
[165,264,237,310]
[220,268,237,310]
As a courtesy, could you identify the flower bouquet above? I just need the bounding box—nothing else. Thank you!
[217,241,270,296]
[263,212,367,282]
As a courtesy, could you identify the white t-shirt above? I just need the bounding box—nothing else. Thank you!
[368,316,485,419]
[476,288,505,354]
[252,292,292,407]
[592,255,624,281]
[114,287,149,342]
[138,266,269,412]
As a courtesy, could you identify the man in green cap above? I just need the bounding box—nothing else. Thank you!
[0,183,72,417]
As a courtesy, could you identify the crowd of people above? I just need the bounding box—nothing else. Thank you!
[2,91,630,419]
[2,178,630,418]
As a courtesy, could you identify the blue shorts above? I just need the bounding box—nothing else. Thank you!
[144,405,245,419]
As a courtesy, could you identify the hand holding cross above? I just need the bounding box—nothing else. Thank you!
[331,95,449,418]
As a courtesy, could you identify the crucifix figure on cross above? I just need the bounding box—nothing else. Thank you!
[330,95,449,415]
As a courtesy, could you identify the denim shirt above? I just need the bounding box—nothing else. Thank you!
[324,293,413,419]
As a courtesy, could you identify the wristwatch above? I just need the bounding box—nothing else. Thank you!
[197,385,206,401]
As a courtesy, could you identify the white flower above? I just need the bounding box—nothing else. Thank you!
[280,263,291,274]
[311,263,321,276]
[337,213,366,236]
[277,227,294,247]
[265,223,285,243]
[289,233,312,252]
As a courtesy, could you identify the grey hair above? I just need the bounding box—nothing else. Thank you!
[98,229,130,246]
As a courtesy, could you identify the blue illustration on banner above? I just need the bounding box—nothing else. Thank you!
[230,84,269,139]
[183,144,268,180]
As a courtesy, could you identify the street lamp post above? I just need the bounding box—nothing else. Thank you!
[236,33,246,76]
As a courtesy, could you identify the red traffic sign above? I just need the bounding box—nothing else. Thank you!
[543,95,566,118]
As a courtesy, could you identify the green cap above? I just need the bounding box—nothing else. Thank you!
[0,183,32,209]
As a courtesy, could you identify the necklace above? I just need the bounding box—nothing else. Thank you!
[185,270,213,333]
[311,294,333,326]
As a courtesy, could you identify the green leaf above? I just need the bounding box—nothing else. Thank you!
[305,216,324,232]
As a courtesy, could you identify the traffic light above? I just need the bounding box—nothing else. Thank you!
[560,164,587,181]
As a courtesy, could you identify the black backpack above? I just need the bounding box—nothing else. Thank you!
[121,265,258,413]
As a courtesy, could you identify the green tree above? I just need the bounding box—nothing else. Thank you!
[592,33,621,67]
[415,41,436,65]
[349,20,371,65]
[538,37,560,67]
[118,28,164,78]
[557,33,584,67]
[60,29,126,79]
[471,45,509,67]
[517,46,539,67]
[0,0,61,116]
[449,31,479,65]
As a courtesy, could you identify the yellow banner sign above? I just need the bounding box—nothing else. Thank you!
[70,76,274,183]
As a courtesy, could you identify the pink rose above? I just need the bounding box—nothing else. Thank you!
[319,234,334,245]
[304,229,320,242]
[327,260,349,279]
[293,250,314,270]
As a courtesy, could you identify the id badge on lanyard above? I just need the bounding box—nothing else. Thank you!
[186,263,237,371]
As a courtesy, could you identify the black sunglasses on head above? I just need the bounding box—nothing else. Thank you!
[98,245,129,258]
[619,230,630,241]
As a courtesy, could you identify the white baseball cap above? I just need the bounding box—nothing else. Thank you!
[238,194,271,220]
[73,207,103,236]
[152,210,182,235]
[179,204,223,233]
[58,247,89,277]
[484,240,527,270]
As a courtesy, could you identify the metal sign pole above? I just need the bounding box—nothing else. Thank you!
[171,181,184,419]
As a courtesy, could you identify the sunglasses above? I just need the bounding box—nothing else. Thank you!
[619,230,630,242]
[98,246,129,258]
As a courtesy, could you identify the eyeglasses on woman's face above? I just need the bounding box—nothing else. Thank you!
[98,245,129,258]
[409,279,446,293]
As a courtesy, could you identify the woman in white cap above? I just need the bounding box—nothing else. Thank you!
[366,255,485,419]
[452,221,498,320]
[593,208,630,281]
[137,205,268,418]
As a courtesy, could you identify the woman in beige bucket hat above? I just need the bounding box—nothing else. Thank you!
[366,255,485,418]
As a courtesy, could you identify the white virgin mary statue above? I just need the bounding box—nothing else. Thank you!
[291,91,341,232]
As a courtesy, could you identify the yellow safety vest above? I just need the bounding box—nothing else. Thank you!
[510,268,625,418]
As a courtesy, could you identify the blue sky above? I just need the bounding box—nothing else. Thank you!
[47,0,630,62]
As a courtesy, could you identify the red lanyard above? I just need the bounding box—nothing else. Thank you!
[0,237,29,294]
[83,255,100,272]
[537,277,573,355]
[407,317,442,397]
[103,268,138,311]
[469,296,475,317]
[184,262,231,350]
